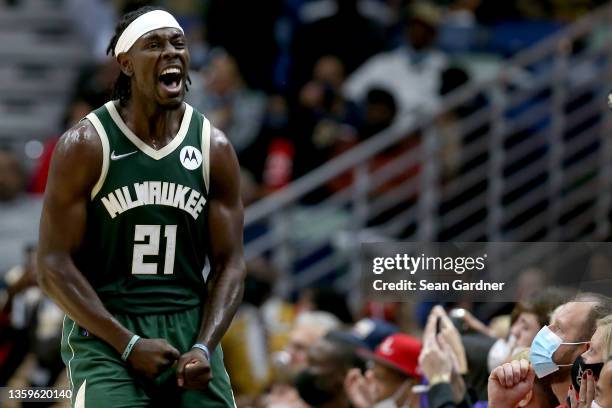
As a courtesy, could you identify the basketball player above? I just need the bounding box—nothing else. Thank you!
[37,7,244,407]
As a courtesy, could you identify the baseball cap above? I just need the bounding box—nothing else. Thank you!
[326,318,399,351]
[352,318,399,350]
[359,333,422,378]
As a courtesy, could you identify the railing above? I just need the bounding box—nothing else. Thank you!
[244,3,612,296]
[0,1,88,153]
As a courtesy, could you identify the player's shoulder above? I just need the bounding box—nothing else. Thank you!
[209,125,239,167]
[54,117,102,163]
[207,125,240,185]
[210,126,231,152]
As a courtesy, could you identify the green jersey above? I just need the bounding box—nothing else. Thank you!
[74,101,211,314]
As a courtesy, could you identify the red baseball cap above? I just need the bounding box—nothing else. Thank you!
[360,333,422,378]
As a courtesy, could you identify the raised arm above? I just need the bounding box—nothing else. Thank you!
[37,120,179,377]
[177,127,246,389]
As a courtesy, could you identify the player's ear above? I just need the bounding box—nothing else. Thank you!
[117,53,134,77]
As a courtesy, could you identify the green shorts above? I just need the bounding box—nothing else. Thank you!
[60,306,235,408]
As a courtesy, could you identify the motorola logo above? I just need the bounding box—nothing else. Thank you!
[180,146,203,170]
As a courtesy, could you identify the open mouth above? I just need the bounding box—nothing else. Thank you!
[158,66,183,95]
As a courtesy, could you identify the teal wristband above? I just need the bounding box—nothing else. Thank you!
[192,343,210,361]
[121,335,140,361]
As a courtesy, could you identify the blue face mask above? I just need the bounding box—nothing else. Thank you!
[529,326,589,378]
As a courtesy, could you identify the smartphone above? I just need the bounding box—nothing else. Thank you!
[436,316,442,334]
[449,308,468,334]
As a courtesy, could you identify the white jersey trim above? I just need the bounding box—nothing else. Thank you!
[74,379,86,408]
[86,113,110,200]
[201,117,211,194]
[105,101,193,161]
[65,317,76,392]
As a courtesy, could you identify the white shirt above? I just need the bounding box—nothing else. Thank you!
[343,46,448,127]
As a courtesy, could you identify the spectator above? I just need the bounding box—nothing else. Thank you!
[570,314,612,395]
[487,287,573,372]
[264,311,342,408]
[297,287,354,323]
[292,55,361,179]
[284,311,342,376]
[0,246,37,385]
[0,150,42,276]
[240,94,293,191]
[290,0,386,93]
[343,1,448,126]
[528,293,612,404]
[420,306,473,408]
[351,318,399,350]
[190,49,267,155]
[345,333,423,408]
[594,358,612,408]
[582,328,612,407]
[490,312,612,408]
[316,318,397,353]
[295,333,365,408]
[0,246,64,392]
[358,88,397,140]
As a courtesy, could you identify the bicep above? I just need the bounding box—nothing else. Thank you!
[39,176,88,256]
[206,132,244,268]
[38,126,101,257]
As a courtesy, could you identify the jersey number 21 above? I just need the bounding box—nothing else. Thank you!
[131,224,177,275]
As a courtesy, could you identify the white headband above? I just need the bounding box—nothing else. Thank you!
[114,10,183,58]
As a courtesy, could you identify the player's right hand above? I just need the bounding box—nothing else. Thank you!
[127,338,180,379]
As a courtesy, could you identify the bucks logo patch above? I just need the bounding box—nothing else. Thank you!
[180,146,203,170]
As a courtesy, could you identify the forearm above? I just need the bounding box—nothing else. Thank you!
[38,253,133,354]
[195,264,245,351]
[465,314,494,338]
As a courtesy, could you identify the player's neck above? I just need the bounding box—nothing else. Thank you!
[120,97,184,150]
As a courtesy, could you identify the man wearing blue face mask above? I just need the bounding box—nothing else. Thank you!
[528,293,612,406]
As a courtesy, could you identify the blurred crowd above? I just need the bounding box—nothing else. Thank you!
[7,0,606,203]
[3,247,612,407]
[202,267,612,408]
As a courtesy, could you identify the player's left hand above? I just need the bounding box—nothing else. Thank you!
[176,348,212,389]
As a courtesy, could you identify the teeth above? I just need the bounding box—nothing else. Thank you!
[160,67,181,76]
